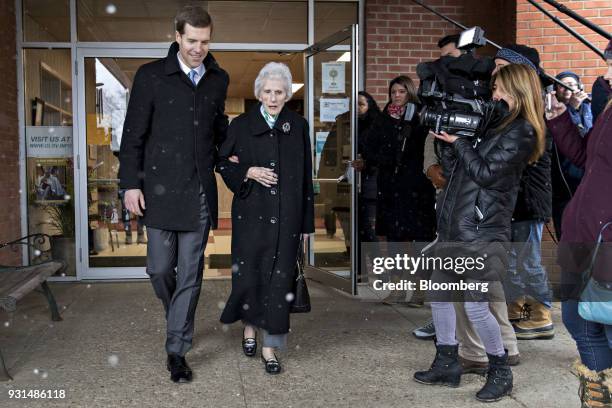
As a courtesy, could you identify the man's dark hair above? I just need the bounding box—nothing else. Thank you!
[437,34,460,49]
[175,5,213,34]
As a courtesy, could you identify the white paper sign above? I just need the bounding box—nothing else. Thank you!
[322,62,345,94]
[320,98,350,122]
[26,126,73,158]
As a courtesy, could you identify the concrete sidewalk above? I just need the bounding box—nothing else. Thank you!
[1,280,579,407]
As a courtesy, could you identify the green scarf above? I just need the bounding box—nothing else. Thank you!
[260,105,278,129]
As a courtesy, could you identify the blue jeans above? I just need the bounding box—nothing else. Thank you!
[562,300,612,371]
[505,220,552,307]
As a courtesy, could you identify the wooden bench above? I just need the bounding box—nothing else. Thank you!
[0,234,64,381]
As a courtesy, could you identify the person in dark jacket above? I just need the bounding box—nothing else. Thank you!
[493,45,555,339]
[217,62,315,375]
[363,76,436,304]
[591,74,612,122]
[414,64,546,402]
[546,41,612,408]
[365,76,436,243]
[354,91,381,245]
[352,91,382,282]
[118,6,228,383]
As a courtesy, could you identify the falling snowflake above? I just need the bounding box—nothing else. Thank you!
[154,184,166,195]
[41,372,48,379]
[86,284,91,288]
[231,264,239,273]
[108,354,119,367]
[64,194,71,200]
[242,304,250,311]
[3,321,9,328]
[33,249,42,257]
[105,4,117,14]
[217,301,226,310]
[221,325,229,332]
[285,293,295,302]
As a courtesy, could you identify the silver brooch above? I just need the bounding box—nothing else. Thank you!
[282,122,291,133]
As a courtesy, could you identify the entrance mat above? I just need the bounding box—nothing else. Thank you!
[314,252,351,268]
[209,254,232,269]
[89,256,147,268]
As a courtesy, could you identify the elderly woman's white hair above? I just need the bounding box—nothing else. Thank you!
[254,62,293,101]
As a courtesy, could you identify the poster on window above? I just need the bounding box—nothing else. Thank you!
[320,98,350,122]
[322,62,345,94]
[30,158,70,203]
[26,126,73,158]
[315,131,329,174]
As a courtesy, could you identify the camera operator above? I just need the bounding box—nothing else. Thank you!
[493,45,555,341]
[415,35,521,377]
[422,34,463,192]
[414,64,546,402]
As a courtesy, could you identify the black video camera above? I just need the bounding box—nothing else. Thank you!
[417,27,496,138]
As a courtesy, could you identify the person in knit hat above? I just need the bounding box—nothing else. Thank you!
[491,44,556,342]
[555,70,592,136]
[591,39,612,121]
[493,44,541,75]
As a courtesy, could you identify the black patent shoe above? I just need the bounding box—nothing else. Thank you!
[261,354,282,375]
[166,354,193,383]
[242,336,257,357]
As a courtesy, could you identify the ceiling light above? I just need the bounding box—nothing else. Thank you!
[336,52,351,62]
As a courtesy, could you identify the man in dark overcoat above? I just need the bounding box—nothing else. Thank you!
[118,5,228,383]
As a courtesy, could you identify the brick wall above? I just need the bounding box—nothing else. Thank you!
[516,0,611,93]
[365,0,517,105]
[0,3,22,265]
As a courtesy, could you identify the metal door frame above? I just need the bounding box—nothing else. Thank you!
[303,25,358,295]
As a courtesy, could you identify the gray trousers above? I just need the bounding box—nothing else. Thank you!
[146,189,210,356]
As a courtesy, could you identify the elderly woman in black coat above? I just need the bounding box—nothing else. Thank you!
[217,62,315,375]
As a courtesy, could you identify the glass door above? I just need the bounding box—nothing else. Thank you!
[304,25,358,295]
[76,49,166,279]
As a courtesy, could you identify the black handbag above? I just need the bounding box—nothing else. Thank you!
[290,239,311,313]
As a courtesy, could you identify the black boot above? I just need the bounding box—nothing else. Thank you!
[414,344,462,387]
[476,351,513,402]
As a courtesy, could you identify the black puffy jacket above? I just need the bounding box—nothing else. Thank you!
[437,116,537,244]
[511,130,552,223]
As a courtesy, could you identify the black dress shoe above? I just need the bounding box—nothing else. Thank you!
[261,354,282,375]
[242,336,257,357]
[166,354,193,383]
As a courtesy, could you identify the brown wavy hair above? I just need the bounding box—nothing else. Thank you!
[491,64,546,164]
[388,75,419,105]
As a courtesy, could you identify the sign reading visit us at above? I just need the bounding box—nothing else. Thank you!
[322,62,345,94]
[26,126,73,158]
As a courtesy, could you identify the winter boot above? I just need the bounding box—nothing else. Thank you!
[476,351,513,402]
[414,344,462,387]
[573,360,612,408]
[513,301,554,340]
[507,296,526,323]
